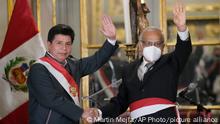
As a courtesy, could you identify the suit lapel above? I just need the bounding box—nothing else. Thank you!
[126,59,142,83]
[143,54,171,81]
[135,58,144,81]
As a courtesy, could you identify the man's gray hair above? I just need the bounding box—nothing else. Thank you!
[139,26,165,42]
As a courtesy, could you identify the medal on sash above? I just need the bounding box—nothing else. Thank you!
[69,86,77,97]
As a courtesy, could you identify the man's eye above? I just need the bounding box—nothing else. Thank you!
[147,42,152,46]
[66,43,72,46]
[56,41,62,44]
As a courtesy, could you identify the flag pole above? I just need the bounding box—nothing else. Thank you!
[7,0,14,22]
[36,0,41,31]
[52,0,56,26]
[80,0,89,123]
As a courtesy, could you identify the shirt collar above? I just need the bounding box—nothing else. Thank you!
[141,58,154,68]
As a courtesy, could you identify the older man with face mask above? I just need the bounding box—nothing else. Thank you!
[97,1,192,124]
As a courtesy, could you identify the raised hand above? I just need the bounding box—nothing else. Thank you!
[100,15,116,40]
[173,0,186,32]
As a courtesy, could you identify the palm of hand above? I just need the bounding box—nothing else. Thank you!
[173,1,186,31]
[173,12,186,27]
[102,23,116,40]
[100,15,116,40]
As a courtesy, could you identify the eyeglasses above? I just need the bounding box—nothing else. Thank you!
[141,40,164,47]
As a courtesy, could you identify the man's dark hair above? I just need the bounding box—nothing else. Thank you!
[47,24,75,43]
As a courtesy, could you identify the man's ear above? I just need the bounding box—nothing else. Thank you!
[47,41,51,46]
[139,41,144,49]
[137,41,144,58]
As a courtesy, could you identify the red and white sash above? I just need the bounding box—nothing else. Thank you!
[36,57,80,106]
[129,98,178,120]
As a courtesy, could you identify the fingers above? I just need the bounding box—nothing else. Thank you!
[89,108,99,117]
[102,15,107,25]
[173,0,185,14]
[173,0,187,31]
[102,14,113,25]
[100,14,116,40]
[173,3,179,18]
[179,2,184,13]
[178,1,185,14]
[82,108,100,123]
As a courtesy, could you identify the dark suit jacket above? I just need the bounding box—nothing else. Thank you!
[27,41,118,124]
[100,34,192,118]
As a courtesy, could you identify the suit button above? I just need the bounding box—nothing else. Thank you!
[141,89,145,92]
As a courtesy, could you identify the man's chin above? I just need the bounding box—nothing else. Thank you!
[143,57,151,63]
[57,57,67,62]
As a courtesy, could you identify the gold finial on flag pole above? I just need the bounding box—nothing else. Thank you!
[7,0,14,22]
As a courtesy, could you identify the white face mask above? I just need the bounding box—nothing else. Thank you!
[143,46,161,62]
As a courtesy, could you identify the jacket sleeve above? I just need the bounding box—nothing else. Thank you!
[78,40,118,77]
[100,74,129,118]
[172,33,192,73]
[27,63,83,121]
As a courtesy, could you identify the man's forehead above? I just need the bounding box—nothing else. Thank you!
[142,31,162,39]
[143,29,162,35]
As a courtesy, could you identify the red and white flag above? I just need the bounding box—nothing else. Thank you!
[0,0,46,123]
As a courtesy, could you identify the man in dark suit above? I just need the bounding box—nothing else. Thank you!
[27,15,118,124]
[98,2,192,124]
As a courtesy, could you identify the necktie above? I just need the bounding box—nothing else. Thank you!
[138,63,153,81]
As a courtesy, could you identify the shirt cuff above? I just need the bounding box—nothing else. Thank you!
[97,109,102,121]
[177,28,189,41]
[107,38,116,46]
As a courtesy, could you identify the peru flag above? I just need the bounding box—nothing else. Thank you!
[0,0,46,123]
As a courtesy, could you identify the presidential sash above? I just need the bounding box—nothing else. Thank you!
[36,56,80,106]
[129,98,176,119]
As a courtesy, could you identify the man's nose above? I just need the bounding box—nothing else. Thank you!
[61,44,67,50]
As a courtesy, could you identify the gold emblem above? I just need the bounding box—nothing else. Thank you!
[2,57,35,92]
[69,86,77,97]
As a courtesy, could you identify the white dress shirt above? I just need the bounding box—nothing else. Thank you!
[107,38,116,46]
[138,59,154,80]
